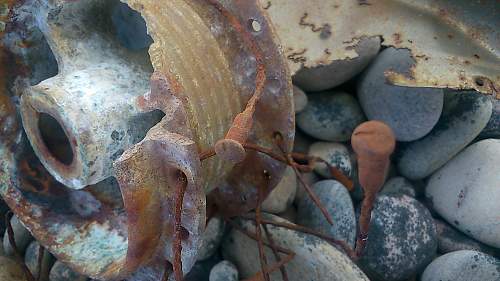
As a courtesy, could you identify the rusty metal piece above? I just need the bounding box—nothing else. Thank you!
[351,120,396,257]
[262,0,500,97]
[1,0,293,280]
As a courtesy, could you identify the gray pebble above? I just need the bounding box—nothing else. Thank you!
[308,142,352,179]
[297,91,365,142]
[25,241,54,281]
[293,85,308,113]
[293,36,380,92]
[380,177,416,198]
[397,90,492,180]
[426,139,500,248]
[209,260,238,281]
[49,261,87,281]
[197,216,226,261]
[480,97,500,138]
[3,215,33,256]
[297,180,356,248]
[421,250,500,281]
[357,47,444,142]
[0,256,25,281]
[434,219,499,257]
[262,167,297,214]
[358,194,437,281]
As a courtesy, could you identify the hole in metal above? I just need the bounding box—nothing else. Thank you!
[38,113,74,166]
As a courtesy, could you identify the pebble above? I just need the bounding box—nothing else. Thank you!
[222,214,369,281]
[293,36,380,92]
[293,85,308,113]
[0,256,25,281]
[209,260,238,281]
[49,261,87,281]
[262,167,297,214]
[380,177,416,198]
[397,90,493,180]
[434,219,499,257]
[197,216,226,261]
[358,194,437,281]
[357,47,444,142]
[297,180,356,248]
[297,91,366,142]
[25,241,53,281]
[425,139,500,248]
[308,142,352,179]
[479,97,500,138]
[421,250,500,281]
[3,215,33,256]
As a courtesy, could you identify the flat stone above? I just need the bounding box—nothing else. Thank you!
[397,90,493,180]
[358,194,437,281]
[222,214,369,281]
[0,256,25,281]
[421,250,500,281]
[434,219,499,257]
[25,241,54,281]
[49,261,87,281]
[197,216,226,261]
[297,91,366,142]
[3,215,33,256]
[426,139,500,248]
[357,47,444,142]
[297,180,356,248]
[479,97,500,138]
[308,142,352,179]
[209,260,238,281]
[293,85,308,113]
[380,177,416,198]
[262,167,297,214]
[293,36,380,92]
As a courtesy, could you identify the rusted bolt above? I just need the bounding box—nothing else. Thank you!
[351,120,395,257]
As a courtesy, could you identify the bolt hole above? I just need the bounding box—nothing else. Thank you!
[475,77,485,87]
[248,19,262,33]
[38,113,74,165]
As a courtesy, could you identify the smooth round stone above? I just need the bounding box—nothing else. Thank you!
[297,91,365,142]
[357,48,444,142]
[197,216,226,261]
[426,139,500,248]
[308,142,352,179]
[222,214,369,281]
[480,97,500,138]
[3,215,33,256]
[293,37,380,92]
[293,85,308,113]
[49,261,88,281]
[359,194,437,281]
[421,250,500,281]
[434,219,499,257]
[397,90,493,180]
[297,180,356,247]
[25,241,54,281]
[0,256,24,281]
[209,260,238,281]
[293,172,319,205]
[380,177,416,198]
[262,167,297,214]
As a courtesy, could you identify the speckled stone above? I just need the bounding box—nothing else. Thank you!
[293,85,308,113]
[209,260,238,281]
[25,241,54,281]
[308,142,352,179]
[426,139,500,248]
[380,177,416,198]
[49,261,87,281]
[434,219,499,257]
[421,250,500,281]
[0,256,25,281]
[297,91,365,142]
[293,36,380,92]
[358,194,437,281]
[397,90,493,180]
[262,167,297,214]
[3,215,33,256]
[297,180,356,247]
[197,216,226,261]
[357,47,444,142]
[222,214,369,281]
[480,97,500,139]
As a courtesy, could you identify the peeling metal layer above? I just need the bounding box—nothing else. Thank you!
[262,0,500,97]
